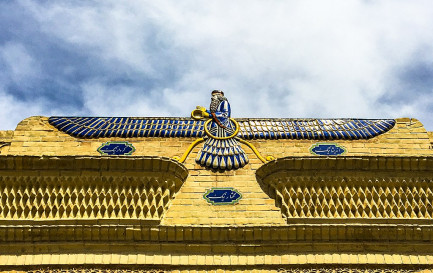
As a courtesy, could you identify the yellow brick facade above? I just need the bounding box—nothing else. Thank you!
[0,116,433,272]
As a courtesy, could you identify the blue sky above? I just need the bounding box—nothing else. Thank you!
[1,0,433,130]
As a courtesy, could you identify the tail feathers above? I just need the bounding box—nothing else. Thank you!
[196,139,249,170]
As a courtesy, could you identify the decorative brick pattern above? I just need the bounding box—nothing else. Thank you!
[0,156,187,221]
[257,157,433,220]
[1,116,433,270]
[268,177,433,219]
[0,175,178,220]
[1,222,433,242]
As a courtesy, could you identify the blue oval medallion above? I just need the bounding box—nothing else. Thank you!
[204,188,242,205]
[97,141,135,155]
[310,143,346,156]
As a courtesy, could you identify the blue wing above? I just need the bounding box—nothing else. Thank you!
[237,119,396,140]
[48,117,206,138]
[49,117,395,140]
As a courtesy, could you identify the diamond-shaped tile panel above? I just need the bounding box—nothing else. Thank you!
[0,174,182,221]
[266,176,433,220]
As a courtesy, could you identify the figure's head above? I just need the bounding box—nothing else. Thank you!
[211,90,224,99]
[210,90,226,113]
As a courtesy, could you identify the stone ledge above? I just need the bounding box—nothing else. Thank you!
[0,251,433,267]
[1,222,433,243]
[256,156,433,181]
[0,130,13,141]
[0,156,188,180]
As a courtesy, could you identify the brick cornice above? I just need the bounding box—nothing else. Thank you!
[256,156,433,181]
[0,155,188,181]
[0,221,432,243]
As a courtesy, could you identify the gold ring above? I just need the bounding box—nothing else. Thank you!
[204,118,240,140]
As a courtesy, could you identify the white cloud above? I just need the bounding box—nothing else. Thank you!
[0,91,44,130]
[80,81,173,117]
[0,42,45,129]
[0,42,40,85]
[1,0,433,129]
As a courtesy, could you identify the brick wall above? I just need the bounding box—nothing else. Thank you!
[1,116,433,270]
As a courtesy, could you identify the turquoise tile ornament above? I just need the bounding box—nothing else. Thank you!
[204,188,242,205]
[310,143,346,156]
[97,141,135,155]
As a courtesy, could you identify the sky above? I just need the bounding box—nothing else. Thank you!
[1,0,433,130]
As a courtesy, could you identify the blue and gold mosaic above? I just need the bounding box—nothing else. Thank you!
[49,117,396,140]
[310,143,346,156]
[203,188,242,205]
[48,90,397,171]
[97,141,135,155]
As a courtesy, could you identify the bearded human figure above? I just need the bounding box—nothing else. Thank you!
[195,90,249,170]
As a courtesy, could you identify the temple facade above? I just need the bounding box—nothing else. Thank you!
[1,103,433,272]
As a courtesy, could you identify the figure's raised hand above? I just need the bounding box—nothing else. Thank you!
[191,106,209,119]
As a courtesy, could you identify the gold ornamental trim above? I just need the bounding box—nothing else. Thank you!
[173,137,204,163]
[239,138,275,163]
[203,118,240,140]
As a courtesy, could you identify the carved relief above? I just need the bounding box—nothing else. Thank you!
[262,176,433,219]
[0,175,182,220]
[193,90,249,170]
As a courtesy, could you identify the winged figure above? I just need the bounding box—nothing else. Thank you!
[48,91,396,171]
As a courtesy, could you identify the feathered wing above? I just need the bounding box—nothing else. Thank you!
[49,116,396,171]
[196,138,248,170]
[49,117,395,140]
[236,118,396,140]
[48,117,205,138]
